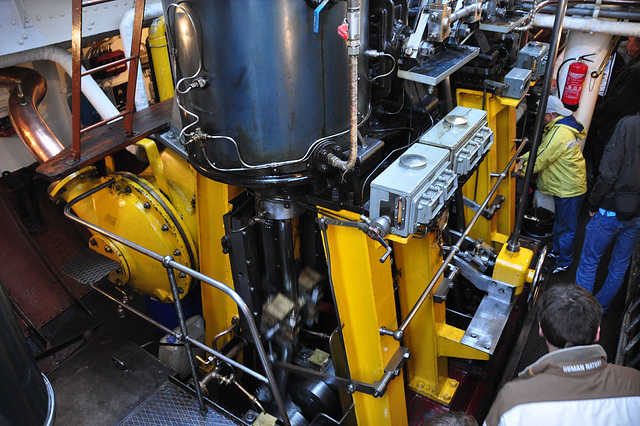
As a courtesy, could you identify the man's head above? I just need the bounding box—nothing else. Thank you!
[627,37,640,58]
[541,95,572,125]
[537,284,602,349]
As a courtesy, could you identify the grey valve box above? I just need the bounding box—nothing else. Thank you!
[417,106,493,176]
[370,143,456,238]
[517,41,549,81]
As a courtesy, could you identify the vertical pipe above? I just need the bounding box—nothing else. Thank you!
[507,0,569,252]
[163,256,208,415]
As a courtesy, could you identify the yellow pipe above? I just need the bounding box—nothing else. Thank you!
[148,16,174,101]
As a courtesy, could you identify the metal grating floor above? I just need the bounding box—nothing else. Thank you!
[120,381,243,426]
[514,318,549,375]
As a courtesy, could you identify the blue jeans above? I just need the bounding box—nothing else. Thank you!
[576,213,640,311]
[553,194,585,268]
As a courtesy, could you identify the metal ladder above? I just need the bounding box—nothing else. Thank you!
[616,244,640,368]
[69,0,146,162]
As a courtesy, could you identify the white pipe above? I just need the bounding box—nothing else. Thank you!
[0,46,119,120]
[119,1,164,112]
[534,14,640,37]
[558,31,613,150]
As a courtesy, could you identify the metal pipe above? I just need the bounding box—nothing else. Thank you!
[381,140,527,340]
[63,182,291,426]
[0,67,64,162]
[327,0,360,172]
[0,46,119,121]
[534,13,640,36]
[328,54,359,171]
[508,0,568,252]
[450,3,479,23]
[163,258,207,415]
[212,318,239,351]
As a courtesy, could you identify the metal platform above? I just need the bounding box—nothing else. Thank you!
[120,381,244,426]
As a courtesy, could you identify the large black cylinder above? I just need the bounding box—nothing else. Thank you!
[0,283,52,425]
[164,0,368,185]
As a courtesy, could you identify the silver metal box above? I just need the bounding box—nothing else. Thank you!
[517,41,549,81]
[417,106,493,176]
[370,144,456,237]
[503,68,532,100]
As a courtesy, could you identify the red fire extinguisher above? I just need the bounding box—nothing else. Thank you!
[561,60,589,110]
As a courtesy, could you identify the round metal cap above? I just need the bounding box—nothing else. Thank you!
[400,154,428,169]
[444,115,468,126]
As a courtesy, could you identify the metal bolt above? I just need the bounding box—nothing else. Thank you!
[161,224,169,231]
[143,202,151,209]
[90,239,97,246]
[115,185,122,191]
[179,272,186,278]
[115,279,122,285]
[174,249,181,256]
[105,246,112,253]
[470,333,477,338]
[178,287,184,294]
[484,343,491,350]
[125,186,132,193]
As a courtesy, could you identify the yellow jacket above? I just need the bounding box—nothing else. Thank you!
[521,115,587,198]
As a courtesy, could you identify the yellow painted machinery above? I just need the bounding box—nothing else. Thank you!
[4,0,596,424]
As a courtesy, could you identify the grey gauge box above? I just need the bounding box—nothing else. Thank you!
[370,143,457,238]
[503,68,532,100]
[517,41,549,81]
[417,106,493,176]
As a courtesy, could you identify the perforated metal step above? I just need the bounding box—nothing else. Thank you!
[120,381,243,426]
[61,249,121,285]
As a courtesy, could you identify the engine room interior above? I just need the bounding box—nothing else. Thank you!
[1,0,640,425]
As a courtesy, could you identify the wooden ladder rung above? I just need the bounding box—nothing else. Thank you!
[70,0,147,162]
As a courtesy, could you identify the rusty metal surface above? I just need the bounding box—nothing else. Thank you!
[0,171,91,334]
[36,99,173,181]
[0,195,75,329]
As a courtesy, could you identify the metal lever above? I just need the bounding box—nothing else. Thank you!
[318,215,392,263]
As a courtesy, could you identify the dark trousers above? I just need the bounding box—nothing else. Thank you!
[553,194,585,268]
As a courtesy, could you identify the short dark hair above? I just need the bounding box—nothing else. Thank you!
[426,411,478,426]
[537,284,602,348]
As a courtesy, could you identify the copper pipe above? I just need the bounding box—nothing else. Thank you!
[0,67,64,163]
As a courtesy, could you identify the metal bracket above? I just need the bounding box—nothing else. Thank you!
[462,194,504,220]
[433,264,459,303]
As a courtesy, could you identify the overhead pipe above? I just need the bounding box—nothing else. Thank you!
[0,67,64,163]
[507,0,569,252]
[0,46,119,121]
[327,0,361,172]
[534,13,640,36]
[119,1,164,111]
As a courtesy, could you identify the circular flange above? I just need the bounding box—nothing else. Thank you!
[400,154,428,169]
[444,115,468,126]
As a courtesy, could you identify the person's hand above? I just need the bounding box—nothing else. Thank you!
[589,210,596,217]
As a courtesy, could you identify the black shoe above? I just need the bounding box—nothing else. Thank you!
[544,264,569,275]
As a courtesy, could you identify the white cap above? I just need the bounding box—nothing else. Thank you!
[544,95,573,116]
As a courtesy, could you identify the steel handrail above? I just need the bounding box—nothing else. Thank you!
[63,178,291,426]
